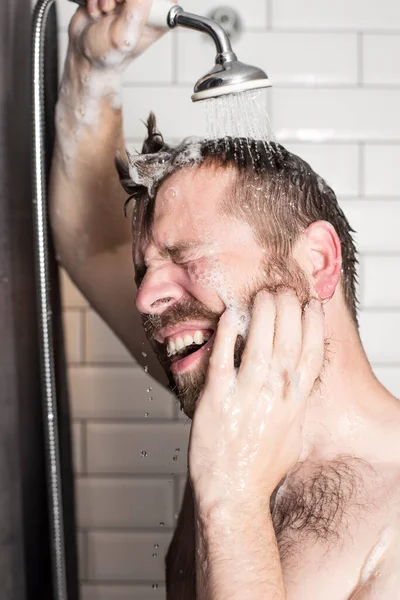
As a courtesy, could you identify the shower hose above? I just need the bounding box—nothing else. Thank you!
[32,0,68,598]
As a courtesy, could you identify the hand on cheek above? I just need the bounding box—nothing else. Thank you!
[188,289,325,513]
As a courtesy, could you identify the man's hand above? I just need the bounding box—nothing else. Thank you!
[189,290,325,513]
[69,0,176,72]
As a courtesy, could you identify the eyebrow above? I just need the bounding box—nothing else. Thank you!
[159,241,204,260]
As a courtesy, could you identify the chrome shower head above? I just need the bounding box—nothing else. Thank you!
[168,5,272,102]
[68,0,272,102]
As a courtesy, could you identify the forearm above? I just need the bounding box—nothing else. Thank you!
[194,500,286,600]
[49,47,130,269]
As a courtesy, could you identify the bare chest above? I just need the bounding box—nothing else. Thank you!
[166,461,400,600]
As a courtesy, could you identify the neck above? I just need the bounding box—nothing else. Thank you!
[301,300,400,466]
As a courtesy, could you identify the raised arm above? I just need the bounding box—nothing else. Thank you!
[50,0,169,382]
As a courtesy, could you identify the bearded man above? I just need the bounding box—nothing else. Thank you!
[50,0,400,598]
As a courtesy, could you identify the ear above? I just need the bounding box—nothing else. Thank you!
[304,221,342,301]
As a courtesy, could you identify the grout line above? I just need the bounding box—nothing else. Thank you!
[357,32,364,86]
[76,473,186,480]
[266,0,272,30]
[81,421,88,475]
[171,30,178,85]
[358,142,365,196]
[121,81,400,90]
[57,26,400,35]
[81,578,167,586]
[357,253,364,307]
[80,308,86,365]
[73,418,186,425]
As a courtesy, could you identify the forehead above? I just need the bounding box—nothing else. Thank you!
[142,165,237,250]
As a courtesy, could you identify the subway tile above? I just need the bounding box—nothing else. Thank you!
[362,256,400,308]
[81,584,166,600]
[56,0,77,28]
[85,310,134,364]
[285,143,359,196]
[72,422,84,475]
[177,31,357,86]
[122,33,173,84]
[339,200,400,253]
[63,310,83,363]
[87,531,173,581]
[272,0,400,30]
[68,366,175,420]
[358,310,400,363]
[77,531,87,580]
[364,145,400,196]
[272,89,400,142]
[372,366,400,397]
[87,422,190,474]
[76,477,174,528]
[182,0,268,29]
[363,34,400,85]
[60,269,88,309]
[122,85,207,139]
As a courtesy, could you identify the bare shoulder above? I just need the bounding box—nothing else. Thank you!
[348,521,400,599]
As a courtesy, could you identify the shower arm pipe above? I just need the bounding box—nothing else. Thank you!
[170,6,237,62]
[32,1,68,600]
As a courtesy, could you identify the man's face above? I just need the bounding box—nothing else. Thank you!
[134,165,310,419]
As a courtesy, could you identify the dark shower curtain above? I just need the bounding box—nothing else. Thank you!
[0,1,78,599]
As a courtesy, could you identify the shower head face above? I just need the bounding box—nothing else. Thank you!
[192,60,271,102]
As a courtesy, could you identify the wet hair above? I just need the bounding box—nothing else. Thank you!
[115,113,358,324]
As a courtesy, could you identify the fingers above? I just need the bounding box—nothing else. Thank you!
[205,309,237,390]
[87,0,119,18]
[110,0,152,49]
[296,299,325,401]
[272,290,302,373]
[237,291,275,392]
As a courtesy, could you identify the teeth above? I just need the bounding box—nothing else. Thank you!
[175,337,184,351]
[184,334,194,346]
[166,330,211,357]
[193,331,204,345]
[167,340,176,356]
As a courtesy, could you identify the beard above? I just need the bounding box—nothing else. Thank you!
[142,256,312,420]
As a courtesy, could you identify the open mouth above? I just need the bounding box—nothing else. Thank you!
[156,328,215,375]
[170,332,215,374]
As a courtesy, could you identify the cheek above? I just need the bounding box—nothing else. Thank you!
[187,259,238,308]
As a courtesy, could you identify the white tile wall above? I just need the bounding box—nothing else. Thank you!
[56,1,400,597]
[271,0,400,30]
[363,35,400,85]
[177,31,358,87]
[364,144,400,196]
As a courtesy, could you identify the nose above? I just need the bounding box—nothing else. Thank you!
[135,265,185,315]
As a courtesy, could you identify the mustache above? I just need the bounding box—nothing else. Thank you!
[142,297,220,341]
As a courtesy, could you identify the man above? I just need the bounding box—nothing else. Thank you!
[51,0,400,598]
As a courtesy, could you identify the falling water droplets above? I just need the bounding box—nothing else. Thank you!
[159,521,165,527]
[152,583,159,589]
[147,388,153,393]
[141,450,148,458]
[154,543,159,549]
[203,89,277,168]
[144,365,149,373]
[142,351,147,358]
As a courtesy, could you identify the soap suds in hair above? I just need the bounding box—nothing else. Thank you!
[127,136,203,198]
